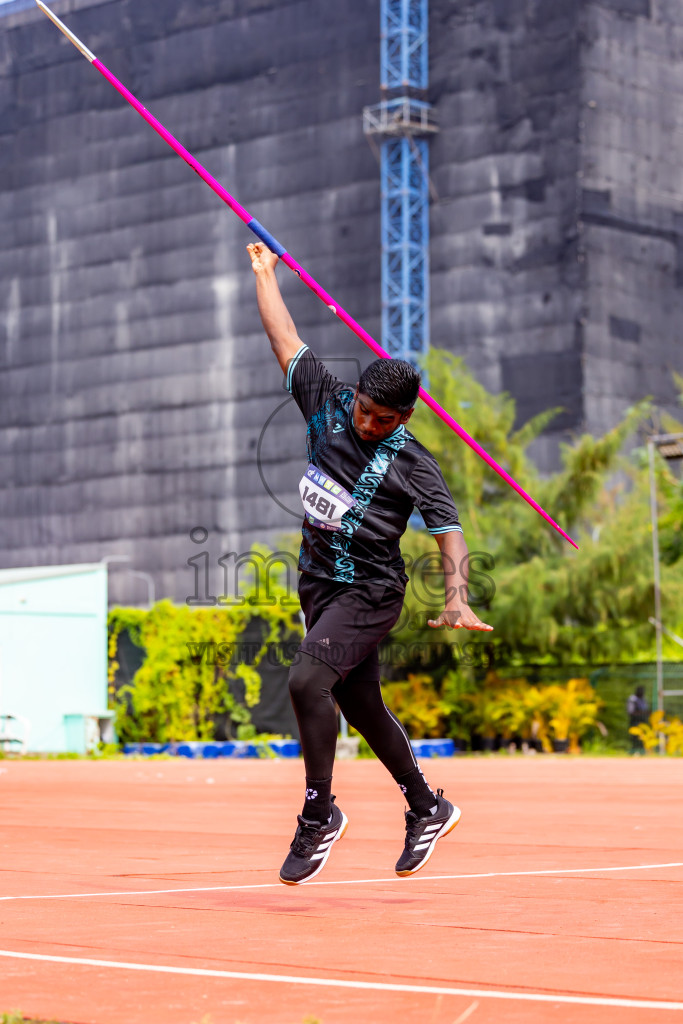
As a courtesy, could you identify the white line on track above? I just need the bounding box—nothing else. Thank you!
[0,861,681,902]
[0,949,681,1010]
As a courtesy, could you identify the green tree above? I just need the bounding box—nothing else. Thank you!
[390,349,683,673]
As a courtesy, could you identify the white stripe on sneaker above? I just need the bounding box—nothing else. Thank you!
[395,801,463,878]
[279,810,349,886]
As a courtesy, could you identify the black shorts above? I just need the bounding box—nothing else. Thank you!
[296,572,405,681]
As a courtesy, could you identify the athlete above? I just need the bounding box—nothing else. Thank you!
[247,242,492,885]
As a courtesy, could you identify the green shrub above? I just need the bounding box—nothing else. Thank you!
[108,570,302,744]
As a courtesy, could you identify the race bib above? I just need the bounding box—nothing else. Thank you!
[299,463,357,531]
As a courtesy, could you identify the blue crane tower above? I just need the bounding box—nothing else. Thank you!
[363,0,438,366]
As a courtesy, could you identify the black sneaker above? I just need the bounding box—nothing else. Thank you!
[279,796,348,885]
[395,789,461,877]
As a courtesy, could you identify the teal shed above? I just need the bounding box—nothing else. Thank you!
[0,564,110,753]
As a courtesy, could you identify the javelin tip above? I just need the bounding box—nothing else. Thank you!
[36,0,97,62]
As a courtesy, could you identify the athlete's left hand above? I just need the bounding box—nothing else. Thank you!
[428,607,493,631]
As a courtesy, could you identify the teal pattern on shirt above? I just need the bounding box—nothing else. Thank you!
[330,426,409,583]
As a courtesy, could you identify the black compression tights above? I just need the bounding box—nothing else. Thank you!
[288,651,418,780]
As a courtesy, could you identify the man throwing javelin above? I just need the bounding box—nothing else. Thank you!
[248,243,492,885]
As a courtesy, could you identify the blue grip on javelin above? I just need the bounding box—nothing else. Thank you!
[247,218,287,257]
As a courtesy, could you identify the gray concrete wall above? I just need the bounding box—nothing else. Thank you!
[0,0,381,603]
[430,0,585,473]
[2,0,682,604]
[579,0,683,437]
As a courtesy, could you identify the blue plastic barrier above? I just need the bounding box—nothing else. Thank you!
[124,739,455,758]
[410,739,455,758]
[123,740,301,758]
[264,739,301,758]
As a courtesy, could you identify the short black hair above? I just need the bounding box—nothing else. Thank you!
[357,358,421,413]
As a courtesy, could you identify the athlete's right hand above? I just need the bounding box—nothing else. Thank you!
[428,606,493,631]
[247,242,279,274]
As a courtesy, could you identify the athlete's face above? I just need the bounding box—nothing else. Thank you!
[351,390,413,443]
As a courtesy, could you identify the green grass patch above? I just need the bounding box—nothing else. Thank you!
[1,1013,66,1024]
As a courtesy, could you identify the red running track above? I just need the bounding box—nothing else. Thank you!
[0,756,682,1024]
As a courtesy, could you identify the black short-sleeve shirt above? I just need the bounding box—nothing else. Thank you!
[286,345,463,591]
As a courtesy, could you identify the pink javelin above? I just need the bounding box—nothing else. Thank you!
[36,0,577,549]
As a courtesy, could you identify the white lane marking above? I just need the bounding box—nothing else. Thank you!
[1,861,681,903]
[0,950,681,1010]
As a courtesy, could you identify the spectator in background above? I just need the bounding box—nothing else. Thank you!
[627,685,649,754]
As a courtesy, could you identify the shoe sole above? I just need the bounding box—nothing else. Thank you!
[395,804,462,877]
[279,811,348,886]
